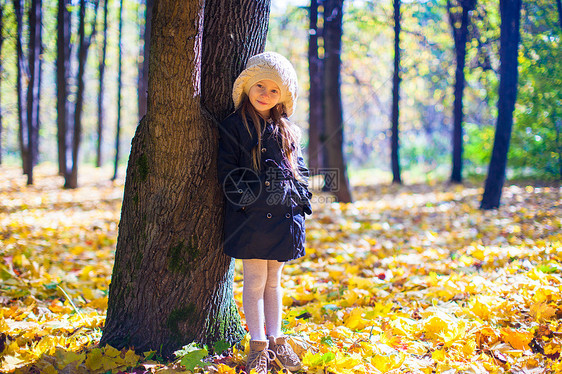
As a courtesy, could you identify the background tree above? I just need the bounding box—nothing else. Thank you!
[323,0,352,201]
[57,0,71,176]
[96,0,109,168]
[448,0,476,184]
[390,0,402,184]
[0,1,4,165]
[308,0,324,173]
[112,0,123,180]
[100,0,270,356]
[480,0,522,209]
[25,0,42,185]
[66,0,99,188]
[13,0,28,176]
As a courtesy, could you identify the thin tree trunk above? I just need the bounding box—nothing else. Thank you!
[113,0,123,180]
[35,39,42,167]
[66,0,99,188]
[0,3,4,165]
[138,0,152,120]
[57,0,71,175]
[308,0,324,174]
[552,0,562,182]
[449,0,476,184]
[14,0,29,175]
[323,0,352,202]
[97,0,109,168]
[391,0,402,184]
[480,0,522,210]
[25,0,42,184]
[101,0,270,355]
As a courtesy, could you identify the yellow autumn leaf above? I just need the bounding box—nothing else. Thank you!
[124,348,140,366]
[103,344,121,358]
[530,302,557,322]
[371,352,405,372]
[85,348,103,371]
[500,327,533,350]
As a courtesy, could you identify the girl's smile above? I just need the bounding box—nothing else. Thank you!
[248,80,281,117]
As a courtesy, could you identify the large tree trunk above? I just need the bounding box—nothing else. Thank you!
[96,0,109,168]
[449,0,476,184]
[66,0,99,188]
[101,0,270,356]
[138,0,153,120]
[308,0,324,174]
[57,0,71,176]
[391,0,402,184]
[323,0,352,202]
[25,0,42,185]
[14,0,29,175]
[112,0,123,180]
[480,0,522,210]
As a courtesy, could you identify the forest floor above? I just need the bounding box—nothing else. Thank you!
[0,164,561,374]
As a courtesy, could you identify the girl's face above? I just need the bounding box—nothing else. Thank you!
[248,80,281,118]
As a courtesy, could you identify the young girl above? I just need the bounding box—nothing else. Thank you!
[217,52,312,373]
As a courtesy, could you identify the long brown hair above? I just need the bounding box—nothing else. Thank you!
[239,95,306,184]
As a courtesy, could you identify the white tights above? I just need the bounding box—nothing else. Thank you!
[242,259,284,341]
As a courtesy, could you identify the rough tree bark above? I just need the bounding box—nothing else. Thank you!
[113,0,123,180]
[57,0,71,176]
[448,0,476,184]
[323,0,352,202]
[101,0,271,356]
[391,0,402,184]
[138,0,153,120]
[308,0,324,173]
[97,0,109,168]
[480,0,522,209]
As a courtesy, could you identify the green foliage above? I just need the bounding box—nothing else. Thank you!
[464,122,494,168]
[212,340,230,355]
[173,342,209,371]
[508,0,561,179]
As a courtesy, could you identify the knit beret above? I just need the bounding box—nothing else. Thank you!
[232,52,298,117]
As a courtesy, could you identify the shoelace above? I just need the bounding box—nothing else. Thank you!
[247,349,276,371]
[275,342,299,361]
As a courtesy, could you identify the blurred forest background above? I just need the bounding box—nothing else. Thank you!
[0,0,560,183]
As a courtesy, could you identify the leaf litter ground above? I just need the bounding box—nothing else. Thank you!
[0,165,561,373]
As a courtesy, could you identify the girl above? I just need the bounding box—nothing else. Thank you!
[217,52,312,373]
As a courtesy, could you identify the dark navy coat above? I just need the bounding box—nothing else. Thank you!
[217,111,312,261]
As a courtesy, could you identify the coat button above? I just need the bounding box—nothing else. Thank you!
[261,147,267,153]
[285,213,291,218]
[265,181,270,187]
[266,213,272,218]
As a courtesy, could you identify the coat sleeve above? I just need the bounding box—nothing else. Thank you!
[217,117,248,211]
[295,146,313,215]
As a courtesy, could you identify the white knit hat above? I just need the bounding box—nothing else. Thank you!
[232,52,298,117]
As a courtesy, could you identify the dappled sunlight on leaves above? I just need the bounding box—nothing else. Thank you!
[1,165,561,373]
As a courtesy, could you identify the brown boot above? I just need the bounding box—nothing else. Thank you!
[268,336,302,372]
[246,340,275,374]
